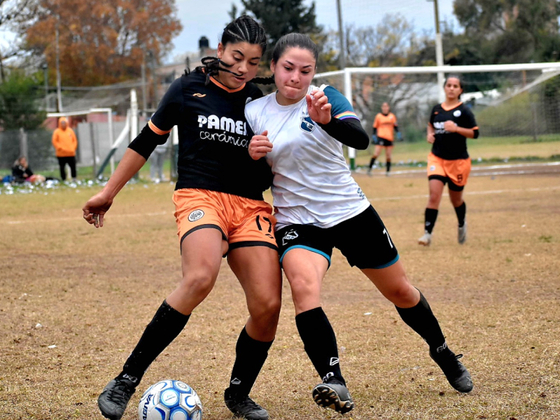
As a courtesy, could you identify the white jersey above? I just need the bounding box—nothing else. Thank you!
[245,85,370,229]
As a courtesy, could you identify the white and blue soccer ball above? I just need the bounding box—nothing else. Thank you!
[138,379,203,420]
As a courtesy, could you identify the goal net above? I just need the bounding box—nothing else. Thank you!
[314,63,560,168]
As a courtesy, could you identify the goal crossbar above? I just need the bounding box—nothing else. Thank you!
[315,62,560,79]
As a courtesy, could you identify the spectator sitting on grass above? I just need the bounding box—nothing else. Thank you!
[12,157,46,184]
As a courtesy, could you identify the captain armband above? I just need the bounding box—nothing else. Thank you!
[128,124,170,160]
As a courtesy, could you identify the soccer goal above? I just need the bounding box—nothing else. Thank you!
[314,62,560,169]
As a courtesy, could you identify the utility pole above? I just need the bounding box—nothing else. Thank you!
[431,0,445,102]
[336,0,346,69]
[55,21,63,112]
[141,60,148,116]
[42,63,48,110]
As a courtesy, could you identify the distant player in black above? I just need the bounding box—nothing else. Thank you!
[83,16,280,420]
[419,75,479,246]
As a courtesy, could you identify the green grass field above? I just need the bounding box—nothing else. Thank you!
[354,135,560,168]
[1,153,560,419]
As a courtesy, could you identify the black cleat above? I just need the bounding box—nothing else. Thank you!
[430,346,473,393]
[98,377,137,420]
[312,377,355,414]
[224,388,269,420]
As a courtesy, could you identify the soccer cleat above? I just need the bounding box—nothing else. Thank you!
[458,222,467,244]
[312,377,355,414]
[98,377,137,420]
[224,388,269,420]
[430,346,473,393]
[418,232,432,246]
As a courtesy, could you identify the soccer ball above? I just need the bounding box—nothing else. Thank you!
[138,379,203,420]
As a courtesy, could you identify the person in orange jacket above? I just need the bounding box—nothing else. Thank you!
[52,117,78,181]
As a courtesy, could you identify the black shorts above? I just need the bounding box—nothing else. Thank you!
[377,137,394,147]
[276,206,399,270]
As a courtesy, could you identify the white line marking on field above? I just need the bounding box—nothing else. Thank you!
[2,211,170,225]
[364,161,560,177]
[368,185,560,202]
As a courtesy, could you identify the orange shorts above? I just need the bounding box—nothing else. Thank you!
[427,152,471,188]
[172,189,277,250]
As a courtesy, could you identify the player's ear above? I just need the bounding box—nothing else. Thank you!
[217,42,224,59]
[270,60,276,73]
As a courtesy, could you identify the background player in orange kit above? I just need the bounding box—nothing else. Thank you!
[367,102,401,176]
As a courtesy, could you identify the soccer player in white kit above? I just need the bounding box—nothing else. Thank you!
[246,33,473,414]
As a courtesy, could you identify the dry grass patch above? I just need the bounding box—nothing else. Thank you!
[1,170,559,419]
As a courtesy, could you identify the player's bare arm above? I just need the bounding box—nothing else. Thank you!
[82,148,147,228]
[427,124,435,144]
[248,130,272,160]
[443,120,476,138]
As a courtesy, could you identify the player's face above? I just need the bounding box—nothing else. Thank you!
[381,103,390,114]
[444,78,463,101]
[216,41,262,89]
[271,47,316,105]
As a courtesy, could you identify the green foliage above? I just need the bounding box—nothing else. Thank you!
[452,0,560,63]
[475,92,535,137]
[240,0,323,62]
[0,71,46,130]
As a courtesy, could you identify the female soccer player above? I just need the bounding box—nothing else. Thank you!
[83,16,280,420]
[418,75,479,246]
[246,33,473,414]
[367,102,401,176]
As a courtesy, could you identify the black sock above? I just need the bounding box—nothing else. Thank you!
[119,300,190,385]
[369,157,377,168]
[227,327,273,398]
[386,160,391,172]
[296,307,345,384]
[454,202,466,227]
[395,290,446,353]
[424,208,439,234]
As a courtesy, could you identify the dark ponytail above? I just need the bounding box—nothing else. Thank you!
[193,15,268,84]
[252,75,275,85]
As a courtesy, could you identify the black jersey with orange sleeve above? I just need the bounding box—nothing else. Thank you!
[134,68,271,200]
[429,102,479,160]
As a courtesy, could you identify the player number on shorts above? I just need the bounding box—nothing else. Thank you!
[383,228,394,248]
[256,215,273,233]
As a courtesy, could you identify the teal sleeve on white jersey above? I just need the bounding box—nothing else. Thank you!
[323,86,359,121]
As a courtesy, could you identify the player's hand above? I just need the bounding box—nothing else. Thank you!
[306,88,331,125]
[444,120,458,133]
[248,131,272,160]
[397,132,403,141]
[82,191,113,228]
[427,132,435,144]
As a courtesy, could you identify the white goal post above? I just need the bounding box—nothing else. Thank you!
[314,62,560,170]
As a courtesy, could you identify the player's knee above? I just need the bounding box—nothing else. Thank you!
[249,298,281,330]
[385,282,417,307]
[288,275,318,300]
[179,272,215,299]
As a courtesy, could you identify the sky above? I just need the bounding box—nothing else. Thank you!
[166,0,458,63]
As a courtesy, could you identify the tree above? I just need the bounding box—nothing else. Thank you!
[453,0,560,63]
[21,0,182,86]
[0,70,46,129]
[240,0,324,62]
[326,15,434,140]
[0,0,37,82]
